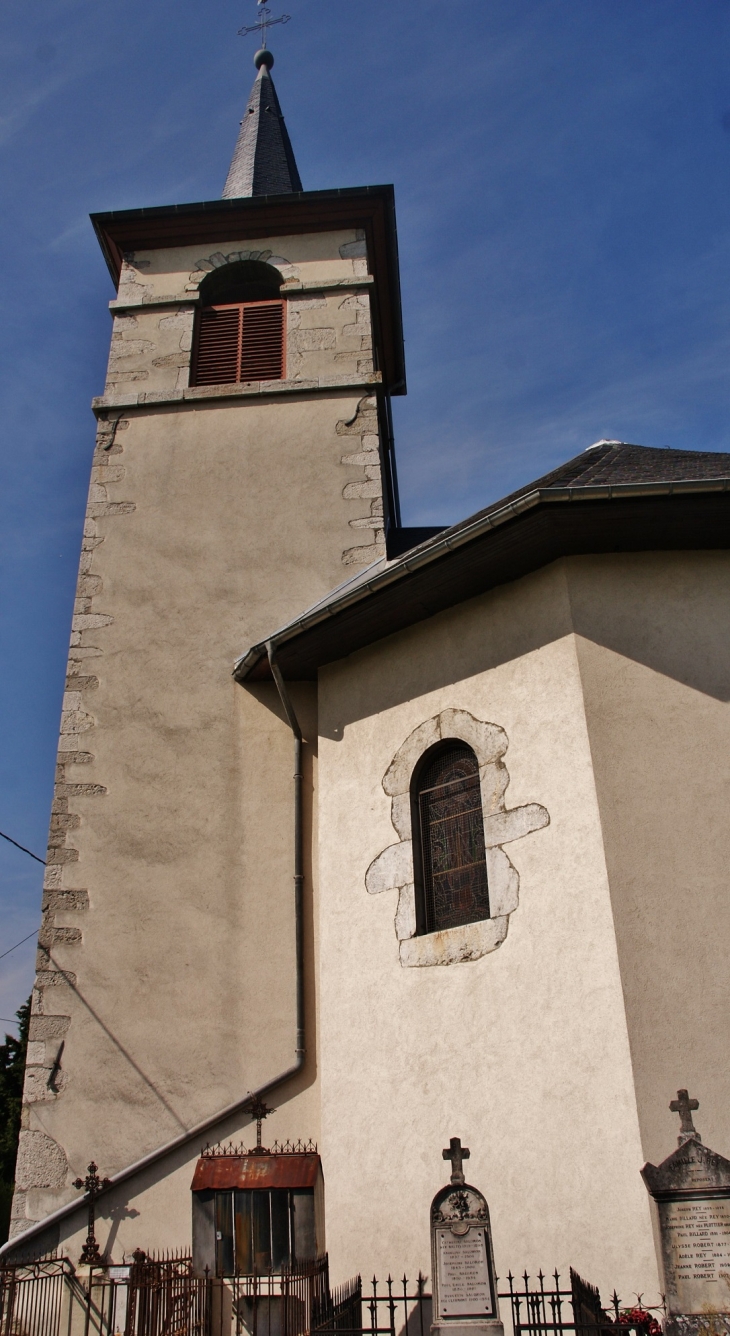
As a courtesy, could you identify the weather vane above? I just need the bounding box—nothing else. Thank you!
[238,1,291,48]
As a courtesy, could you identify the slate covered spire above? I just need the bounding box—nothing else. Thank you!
[222,49,302,198]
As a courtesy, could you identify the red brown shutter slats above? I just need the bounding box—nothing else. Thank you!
[191,301,285,387]
[192,307,241,386]
[239,302,285,382]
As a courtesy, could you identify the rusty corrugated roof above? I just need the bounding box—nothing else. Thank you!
[191,1153,321,1192]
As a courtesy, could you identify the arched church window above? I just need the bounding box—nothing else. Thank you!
[412,742,490,935]
[191,260,286,387]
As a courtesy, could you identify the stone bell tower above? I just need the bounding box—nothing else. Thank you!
[7,44,410,1258]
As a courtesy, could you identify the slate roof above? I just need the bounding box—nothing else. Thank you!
[222,58,302,199]
[234,441,730,681]
[461,439,730,520]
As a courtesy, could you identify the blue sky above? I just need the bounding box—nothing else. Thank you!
[1,0,729,1029]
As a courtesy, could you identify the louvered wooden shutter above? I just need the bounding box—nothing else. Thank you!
[192,307,241,386]
[191,301,285,387]
[240,302,285,382]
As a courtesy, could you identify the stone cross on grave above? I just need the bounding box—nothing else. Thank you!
[73,1161,111,1265]
[670,1089,701,1145]
[443,1137,471,1185]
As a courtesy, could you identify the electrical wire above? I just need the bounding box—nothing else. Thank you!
[0,830,45,865]
[0,931,37,963]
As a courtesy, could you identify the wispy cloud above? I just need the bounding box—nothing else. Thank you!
[0,70,73,148]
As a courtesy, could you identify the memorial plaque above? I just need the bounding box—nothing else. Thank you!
[435,1224,495,1318]
[430,1138,503,1336]
[642,1091,730,1336]
[660,1198,730,1312]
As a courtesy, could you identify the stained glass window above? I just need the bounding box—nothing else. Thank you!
[416,743,490,934]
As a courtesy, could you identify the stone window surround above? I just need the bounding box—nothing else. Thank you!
[112,235,372,314]
[365,709,550,968]
[108,276,375,316]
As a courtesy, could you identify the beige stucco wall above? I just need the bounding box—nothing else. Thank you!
[568,552,730,1168]
[313,550,730,1293]
[13,365,385,1249]
[316,560,660,1302]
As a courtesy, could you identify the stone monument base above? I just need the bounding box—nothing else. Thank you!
[431,1320,504,1336]
[666,1316,730,1336]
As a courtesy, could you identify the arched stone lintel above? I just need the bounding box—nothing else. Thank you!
[365,709,550,967]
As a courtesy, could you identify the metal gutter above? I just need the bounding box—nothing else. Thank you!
[233,476,730,680]
[266,642,305,1061]
[90,183,398,229]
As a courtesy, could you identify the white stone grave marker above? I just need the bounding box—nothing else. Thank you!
[430,1138,503,1336]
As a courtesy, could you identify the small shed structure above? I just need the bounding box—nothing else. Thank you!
[191,1146,325,1276]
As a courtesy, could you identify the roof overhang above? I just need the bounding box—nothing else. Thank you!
[90,185,406,394]
[191,1153,321,1192]
[234,478,730,682]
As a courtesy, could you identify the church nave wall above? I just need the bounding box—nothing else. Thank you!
[568,551,730,1173]
[316,560,658,1300]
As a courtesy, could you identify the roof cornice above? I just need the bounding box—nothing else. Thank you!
[90,185,406,394]
[234,476,730,682]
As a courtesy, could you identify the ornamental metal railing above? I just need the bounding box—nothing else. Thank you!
[0,1257,665,1336]
[0,1256,71,1336]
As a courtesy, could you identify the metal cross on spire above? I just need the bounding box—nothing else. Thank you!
[443,1137,470,1185]
[238,1,291,48]
[670,1089,701,1145]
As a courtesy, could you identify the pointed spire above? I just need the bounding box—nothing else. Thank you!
[223,49,302,199]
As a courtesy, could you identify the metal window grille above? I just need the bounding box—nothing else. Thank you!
[417,744,490,933]
[192,301,285,387]
[215,1189,305,1276]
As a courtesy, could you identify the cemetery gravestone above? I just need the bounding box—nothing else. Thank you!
[642,1091,730,1336]
[430,1138,504,1336]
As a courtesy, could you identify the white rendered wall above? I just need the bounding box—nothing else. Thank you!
[316,562,659,1302]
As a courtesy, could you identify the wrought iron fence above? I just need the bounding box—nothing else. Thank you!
[311,1274,428,1336]
[502,1270,664,1336]
[224,1255,333,1336]
[0,1259,665,1336]
[0,1256,71,1336]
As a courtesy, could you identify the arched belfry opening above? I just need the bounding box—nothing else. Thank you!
[191,261,286,387]
[198,260,284,306]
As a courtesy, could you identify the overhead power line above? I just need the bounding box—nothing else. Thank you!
[0,931,38,963]
[0,830,46,865]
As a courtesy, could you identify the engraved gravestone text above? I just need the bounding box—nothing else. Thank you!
[436,1227,495,1318]
[661,1199,730,1311]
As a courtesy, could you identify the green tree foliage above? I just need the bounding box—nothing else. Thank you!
[0,997,30,1244]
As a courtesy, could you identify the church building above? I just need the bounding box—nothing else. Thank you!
[4,34,730,1315]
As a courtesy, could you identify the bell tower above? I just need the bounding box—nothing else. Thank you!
[7,42,407,1258]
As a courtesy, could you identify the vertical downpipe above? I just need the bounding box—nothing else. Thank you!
[266,642,306,1059]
